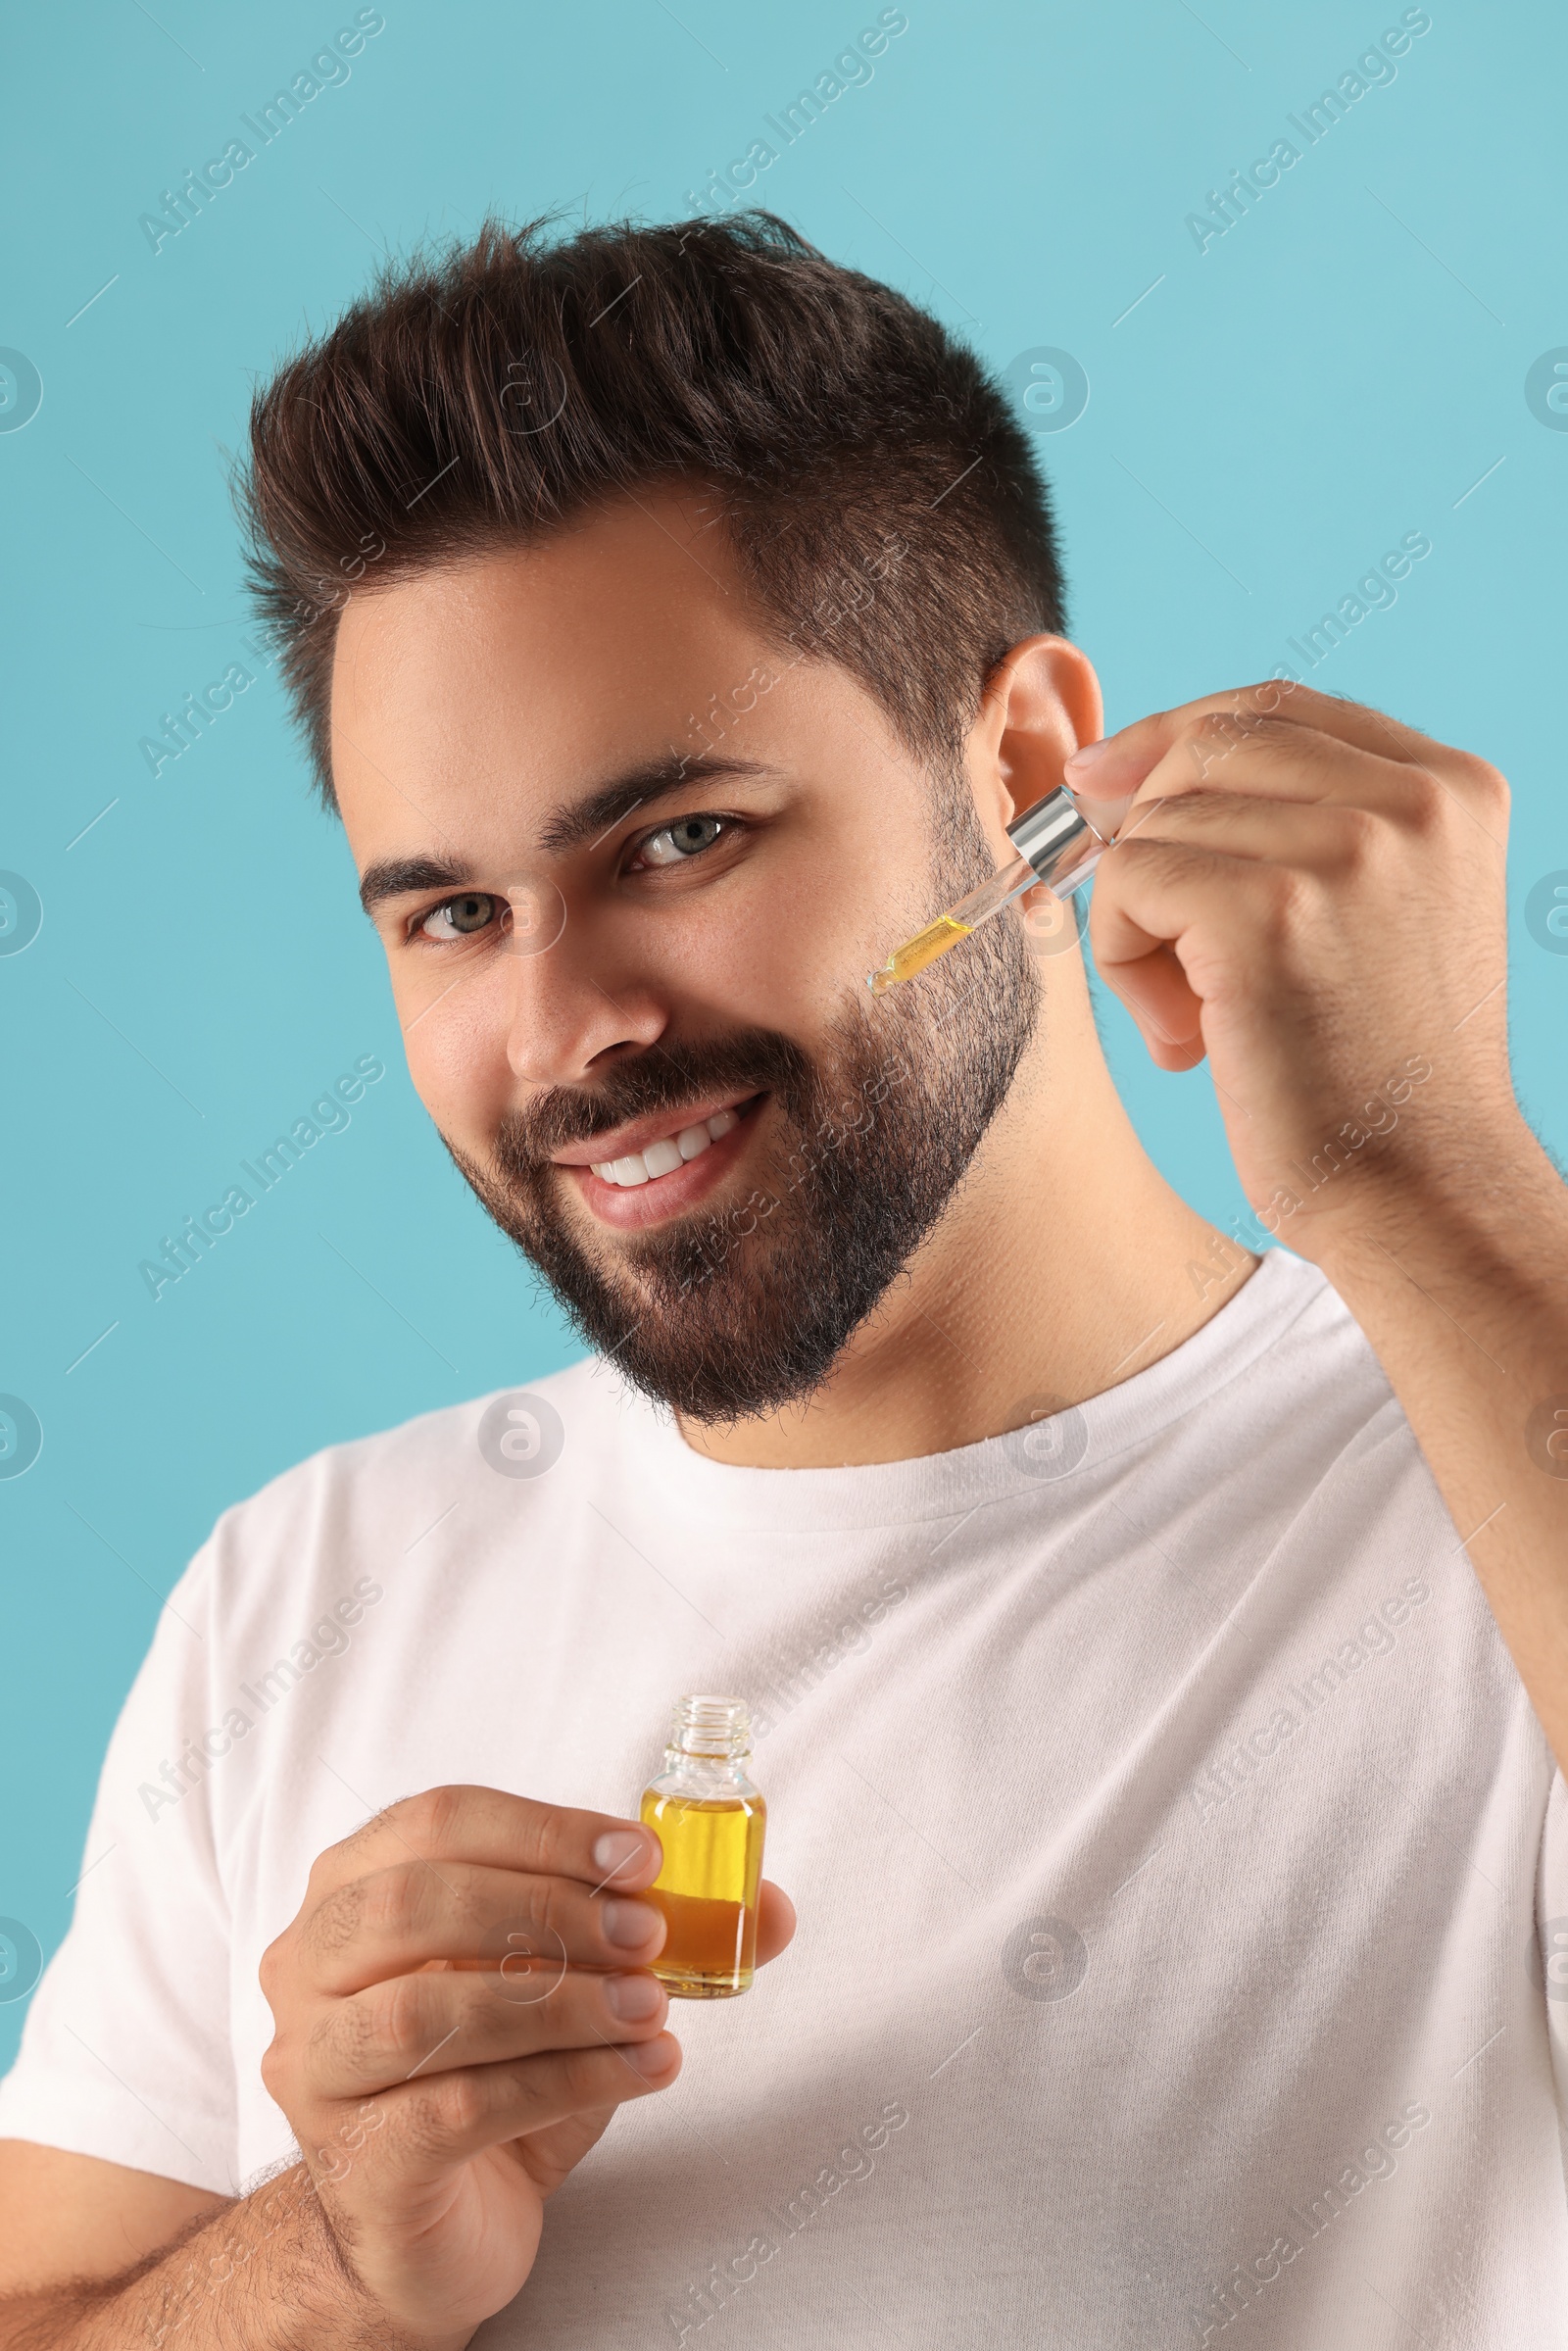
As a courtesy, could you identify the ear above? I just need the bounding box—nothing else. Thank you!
[966,636,1104,845]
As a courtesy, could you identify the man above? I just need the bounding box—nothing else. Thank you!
[1,211,1565,2347]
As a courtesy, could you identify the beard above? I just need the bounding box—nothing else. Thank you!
[445,788,1042,1424]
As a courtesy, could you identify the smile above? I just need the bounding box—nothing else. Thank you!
[592,1105,740,1187]
[551,1092,764,1231]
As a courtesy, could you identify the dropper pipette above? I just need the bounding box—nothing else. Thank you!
[866,783,1109,997]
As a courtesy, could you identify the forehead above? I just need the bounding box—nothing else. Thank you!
[328,491,781,832]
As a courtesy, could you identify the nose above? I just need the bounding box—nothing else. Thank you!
[501,885,668,1085]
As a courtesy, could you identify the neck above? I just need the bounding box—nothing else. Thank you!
[679,955,1258,1469]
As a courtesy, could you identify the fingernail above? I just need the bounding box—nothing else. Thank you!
[593,1828,653,1878]
[1064,738,1110,770]
[605,1972,665,2023]
[602,1896,662,1948]
[624,2033,678,2079]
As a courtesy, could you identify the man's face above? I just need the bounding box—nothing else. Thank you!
[332,491,1040,1422]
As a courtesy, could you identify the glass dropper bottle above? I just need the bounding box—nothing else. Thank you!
[867,783,1109,996]
[639,1696,766,1999]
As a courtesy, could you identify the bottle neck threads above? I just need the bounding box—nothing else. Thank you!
[668,1694,752,1760]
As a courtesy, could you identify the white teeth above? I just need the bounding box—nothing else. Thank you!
[592,1104,748,1187]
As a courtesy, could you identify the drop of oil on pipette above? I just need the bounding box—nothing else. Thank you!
[867,913,974,996]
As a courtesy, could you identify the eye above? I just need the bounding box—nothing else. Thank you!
[418,891,501,941]
[634,814,727,867]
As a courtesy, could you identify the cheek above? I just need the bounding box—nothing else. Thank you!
[394,964,514,1136]
[671,896,819,1021]
[666,844,895,1016]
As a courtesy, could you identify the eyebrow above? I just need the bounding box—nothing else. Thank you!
[356,754,777,916]
[358,854,473,917]
[537,753,775,855]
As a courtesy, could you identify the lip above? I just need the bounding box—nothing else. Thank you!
[564,1096,764,1231]
[550,1090,758,1169]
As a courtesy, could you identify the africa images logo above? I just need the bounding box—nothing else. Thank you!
[136,12,386,254]
[477,1391,566,1479]
[137,1055,385,1299]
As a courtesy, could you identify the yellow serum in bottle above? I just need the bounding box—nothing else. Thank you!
[639,1695,766,1998]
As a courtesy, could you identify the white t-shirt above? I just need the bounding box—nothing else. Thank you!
[4,1248,1568,2345]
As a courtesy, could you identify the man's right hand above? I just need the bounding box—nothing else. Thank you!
[255,1783,794,2345]
[0,1785,795,2347]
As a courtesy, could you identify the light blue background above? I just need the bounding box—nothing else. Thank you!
[2,0,1564,2065]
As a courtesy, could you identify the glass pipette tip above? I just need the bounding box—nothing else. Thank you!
[866,785,1107,997]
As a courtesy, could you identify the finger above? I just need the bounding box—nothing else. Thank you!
[1098,940,1206,1072]
[501,2102,621,2200]
[1090,836,1281,1071]
[357,2033,682,2181]
[307,1785,664,1904]
[1118,724,1403,829]
[1100,712,1504,868]
[302,1960,670,2102]
[297,1858,667,1997]
[1107,785,1385,872]
[1093,829,1277,980]
[755,1880,796,1967]
[1065,679,1481,804]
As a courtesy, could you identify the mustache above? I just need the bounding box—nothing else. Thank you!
[493,1027,817,1168]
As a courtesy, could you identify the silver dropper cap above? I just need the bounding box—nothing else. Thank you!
[1005,784,1107,894]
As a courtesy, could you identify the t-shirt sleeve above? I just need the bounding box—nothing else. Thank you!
[0,1541,240,2196]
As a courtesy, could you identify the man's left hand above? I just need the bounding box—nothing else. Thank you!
[1064,679,1568,1782]
[1063,678,1521,1251]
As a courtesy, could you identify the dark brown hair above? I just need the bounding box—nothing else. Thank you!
[240,210,1068,811]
